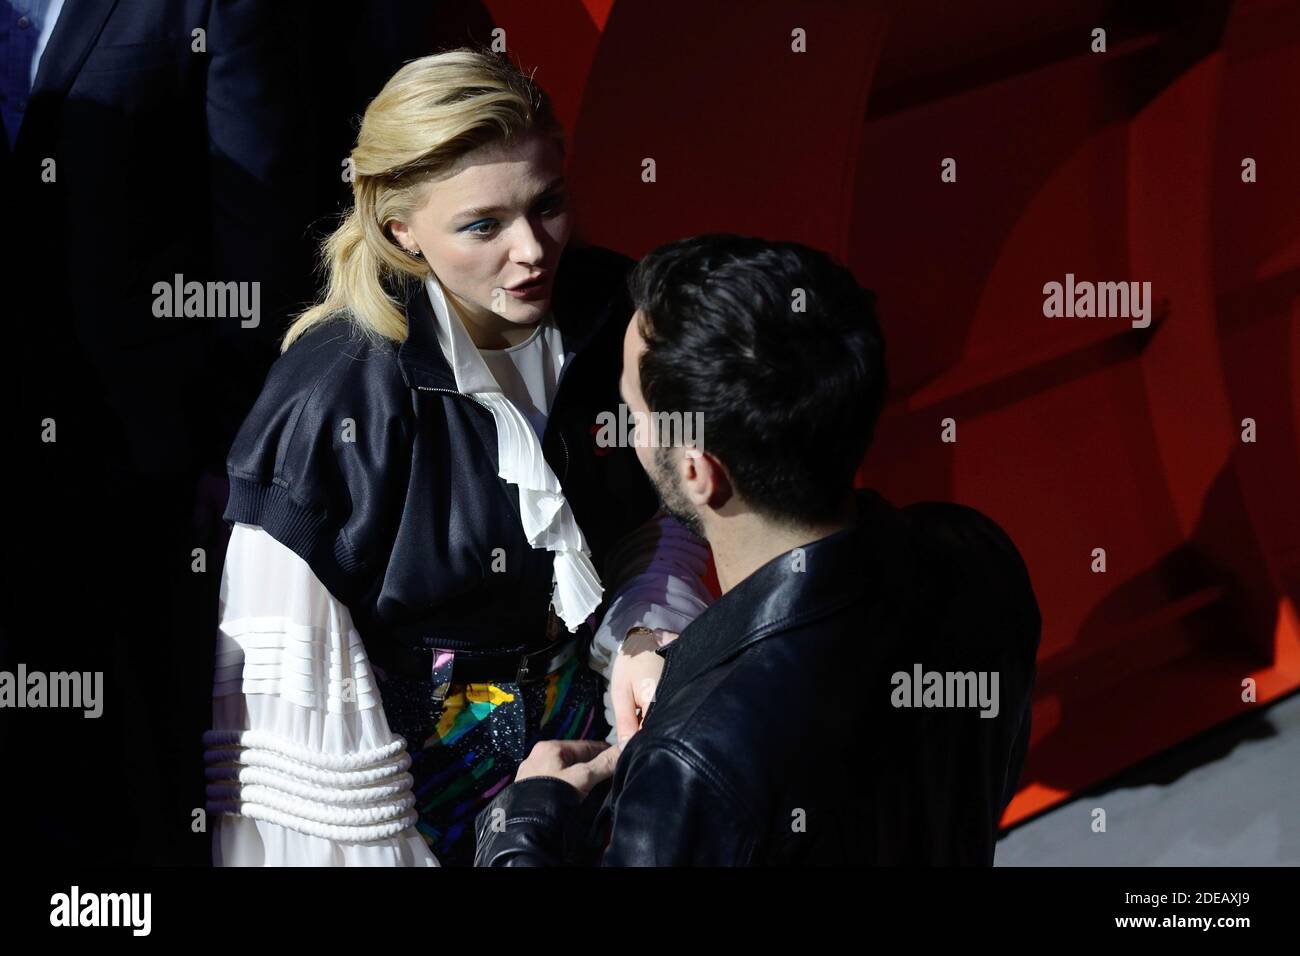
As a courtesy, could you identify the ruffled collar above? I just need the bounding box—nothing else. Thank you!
[422,275,604,633]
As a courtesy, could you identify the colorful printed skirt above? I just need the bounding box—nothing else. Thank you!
[375,649,610,867]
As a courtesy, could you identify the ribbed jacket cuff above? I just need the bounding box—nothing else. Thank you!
[224,475,365,597]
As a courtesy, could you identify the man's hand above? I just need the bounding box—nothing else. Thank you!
[515,740,620,798]
[610,627,679,748]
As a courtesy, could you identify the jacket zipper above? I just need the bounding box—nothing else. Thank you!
[415,385,491,410]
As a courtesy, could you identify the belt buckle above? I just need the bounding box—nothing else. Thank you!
[516,646,540,684]
[517,608,574,686]
[517,608,562,682]
[430,648,456,703]
[516,634,577,684]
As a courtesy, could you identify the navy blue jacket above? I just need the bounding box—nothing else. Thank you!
[223,243,659,662]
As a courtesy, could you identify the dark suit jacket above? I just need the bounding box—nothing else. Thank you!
[0,0,312,865]
[0,0,499,866]
[3,0,313,480]
[476,488,1042,866]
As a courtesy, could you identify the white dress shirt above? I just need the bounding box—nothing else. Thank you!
[207,281,712,866]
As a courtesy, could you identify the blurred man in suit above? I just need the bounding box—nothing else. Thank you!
[1,0,310,864]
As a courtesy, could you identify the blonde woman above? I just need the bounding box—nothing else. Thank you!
[203,49,712,866]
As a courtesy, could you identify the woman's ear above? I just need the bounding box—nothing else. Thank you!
[388,219,418,256]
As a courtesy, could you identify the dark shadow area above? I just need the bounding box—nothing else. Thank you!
[0,0,493,866]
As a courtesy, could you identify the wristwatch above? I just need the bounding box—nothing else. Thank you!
[624,625,674,649]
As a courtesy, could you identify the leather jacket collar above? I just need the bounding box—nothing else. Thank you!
[655,488,915,697]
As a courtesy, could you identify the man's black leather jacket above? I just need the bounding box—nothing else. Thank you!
[475,488,1041,865]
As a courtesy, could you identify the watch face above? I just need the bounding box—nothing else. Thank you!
[626,626,676,650]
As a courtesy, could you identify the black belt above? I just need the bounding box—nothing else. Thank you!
[372,620,588,700]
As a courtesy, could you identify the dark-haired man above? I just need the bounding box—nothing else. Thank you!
[475,235,1041,866]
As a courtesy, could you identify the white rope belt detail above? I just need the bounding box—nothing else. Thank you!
[203,727,423,842]
[206,800,421,844]
[204,747,411,787]
[205,764,416,806]
[208,783,416,826]
[202,729,408,771]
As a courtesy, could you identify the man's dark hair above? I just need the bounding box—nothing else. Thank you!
[629,234,887,527]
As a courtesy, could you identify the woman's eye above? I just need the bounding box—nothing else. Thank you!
[460,197,564,238]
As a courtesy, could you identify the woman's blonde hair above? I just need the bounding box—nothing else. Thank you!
[282,48,565,351]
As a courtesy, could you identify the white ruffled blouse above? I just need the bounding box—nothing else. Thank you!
[206,276,713,866]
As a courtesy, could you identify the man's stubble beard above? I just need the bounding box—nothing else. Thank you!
[651,443,706,539]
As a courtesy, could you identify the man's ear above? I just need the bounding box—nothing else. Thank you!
[681,447,732,510]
